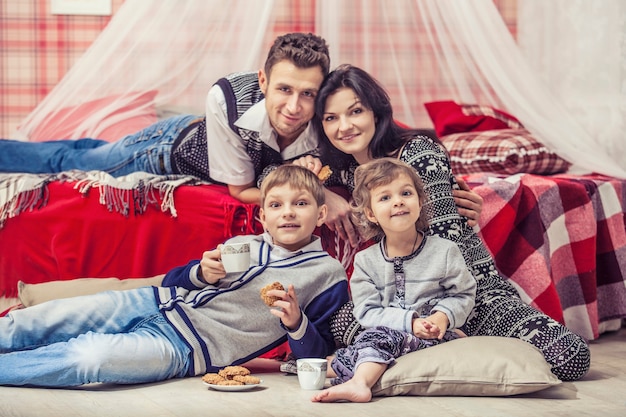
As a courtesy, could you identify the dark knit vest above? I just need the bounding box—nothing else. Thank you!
[171,72,283,185]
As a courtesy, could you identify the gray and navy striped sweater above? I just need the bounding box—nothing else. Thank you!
[156,233,348,376]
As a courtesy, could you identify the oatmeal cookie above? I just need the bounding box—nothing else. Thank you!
[260,281,285,306]
[317,165,333,182]
[202,373,226,384]
[216,379,245,386]
[218,365,251,378]
[233,375,261,385]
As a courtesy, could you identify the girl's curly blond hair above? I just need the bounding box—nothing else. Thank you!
[351,158,429,241]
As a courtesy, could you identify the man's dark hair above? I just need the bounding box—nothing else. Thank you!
[264,32,330,78]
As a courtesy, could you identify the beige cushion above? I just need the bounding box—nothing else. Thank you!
[18,275,165,307]
[372,336,561,397]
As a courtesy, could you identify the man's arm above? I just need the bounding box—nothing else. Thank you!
[323,188,360,246]
[228,182,261,204]
[205,85,259,201]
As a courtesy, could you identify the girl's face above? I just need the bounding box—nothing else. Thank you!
[365,173,422,237]
[321,87,376,164]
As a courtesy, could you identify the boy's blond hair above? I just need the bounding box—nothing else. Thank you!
[351,157,429,241]
[260,165,326,207]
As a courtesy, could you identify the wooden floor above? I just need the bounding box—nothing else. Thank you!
[0,327,624,417]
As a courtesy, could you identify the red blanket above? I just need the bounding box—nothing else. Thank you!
[466,173,626,340]
[0,180,356,294]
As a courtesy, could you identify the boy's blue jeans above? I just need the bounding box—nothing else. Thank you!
[0,287,191,387]
[0,115,198,176]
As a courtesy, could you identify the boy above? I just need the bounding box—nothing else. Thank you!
[0,165,349,387]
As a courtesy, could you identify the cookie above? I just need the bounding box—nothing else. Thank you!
[317,165,333,182]
[216,379,245,386]
[202,373,226,385]
[260,281,285,306]
[233,375,261,385]
[218,365,251,378]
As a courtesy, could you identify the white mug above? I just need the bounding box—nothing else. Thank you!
[296,358,327,390]
[221,242,250,273]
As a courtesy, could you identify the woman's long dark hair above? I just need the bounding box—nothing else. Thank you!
[312,64,440,170]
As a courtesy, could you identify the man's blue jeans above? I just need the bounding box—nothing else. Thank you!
[0,115,198,176]
[0,287,191,387]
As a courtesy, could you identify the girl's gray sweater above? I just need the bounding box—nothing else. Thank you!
[350,235,476,333]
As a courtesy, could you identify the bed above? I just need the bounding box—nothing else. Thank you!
[1,102,625,343]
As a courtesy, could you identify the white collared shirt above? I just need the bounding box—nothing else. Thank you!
[205,85,318,186]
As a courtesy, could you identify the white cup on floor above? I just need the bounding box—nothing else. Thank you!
[297,358,327,390]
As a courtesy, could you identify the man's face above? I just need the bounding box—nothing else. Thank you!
[259,60,325,146]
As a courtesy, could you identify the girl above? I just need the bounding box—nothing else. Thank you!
[312,158,476,403]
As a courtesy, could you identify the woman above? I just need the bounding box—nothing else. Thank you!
[310,64,590,381]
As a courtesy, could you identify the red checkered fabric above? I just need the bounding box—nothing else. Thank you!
[0,0,125,138]
[464,172,626,340]
[461,104,524,129]
[442,129,571,175]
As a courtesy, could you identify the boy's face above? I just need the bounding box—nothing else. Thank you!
[258,60,325,146]
[259,184,327,252]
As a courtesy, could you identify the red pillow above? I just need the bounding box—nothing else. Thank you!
[28,91,159,143]
[424,101,523,137]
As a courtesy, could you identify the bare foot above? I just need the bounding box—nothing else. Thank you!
[310,380,372,403]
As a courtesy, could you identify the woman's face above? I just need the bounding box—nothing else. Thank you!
[321,87,376,164]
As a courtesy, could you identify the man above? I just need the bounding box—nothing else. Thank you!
[0,33,481,245]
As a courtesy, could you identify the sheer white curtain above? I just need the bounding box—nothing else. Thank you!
[517,0,626,177]
[317,0,626,178]
[16,0,275,141]
[17,0,625,178]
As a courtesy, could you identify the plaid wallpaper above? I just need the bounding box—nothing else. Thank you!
[0,0,515,138]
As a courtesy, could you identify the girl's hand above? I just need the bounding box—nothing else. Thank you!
[425,311,450,340]
[412,318,441,339]
[198,246,227,284]
[268,284,302,330]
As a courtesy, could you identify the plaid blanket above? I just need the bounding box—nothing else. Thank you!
[464,173,626,340]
